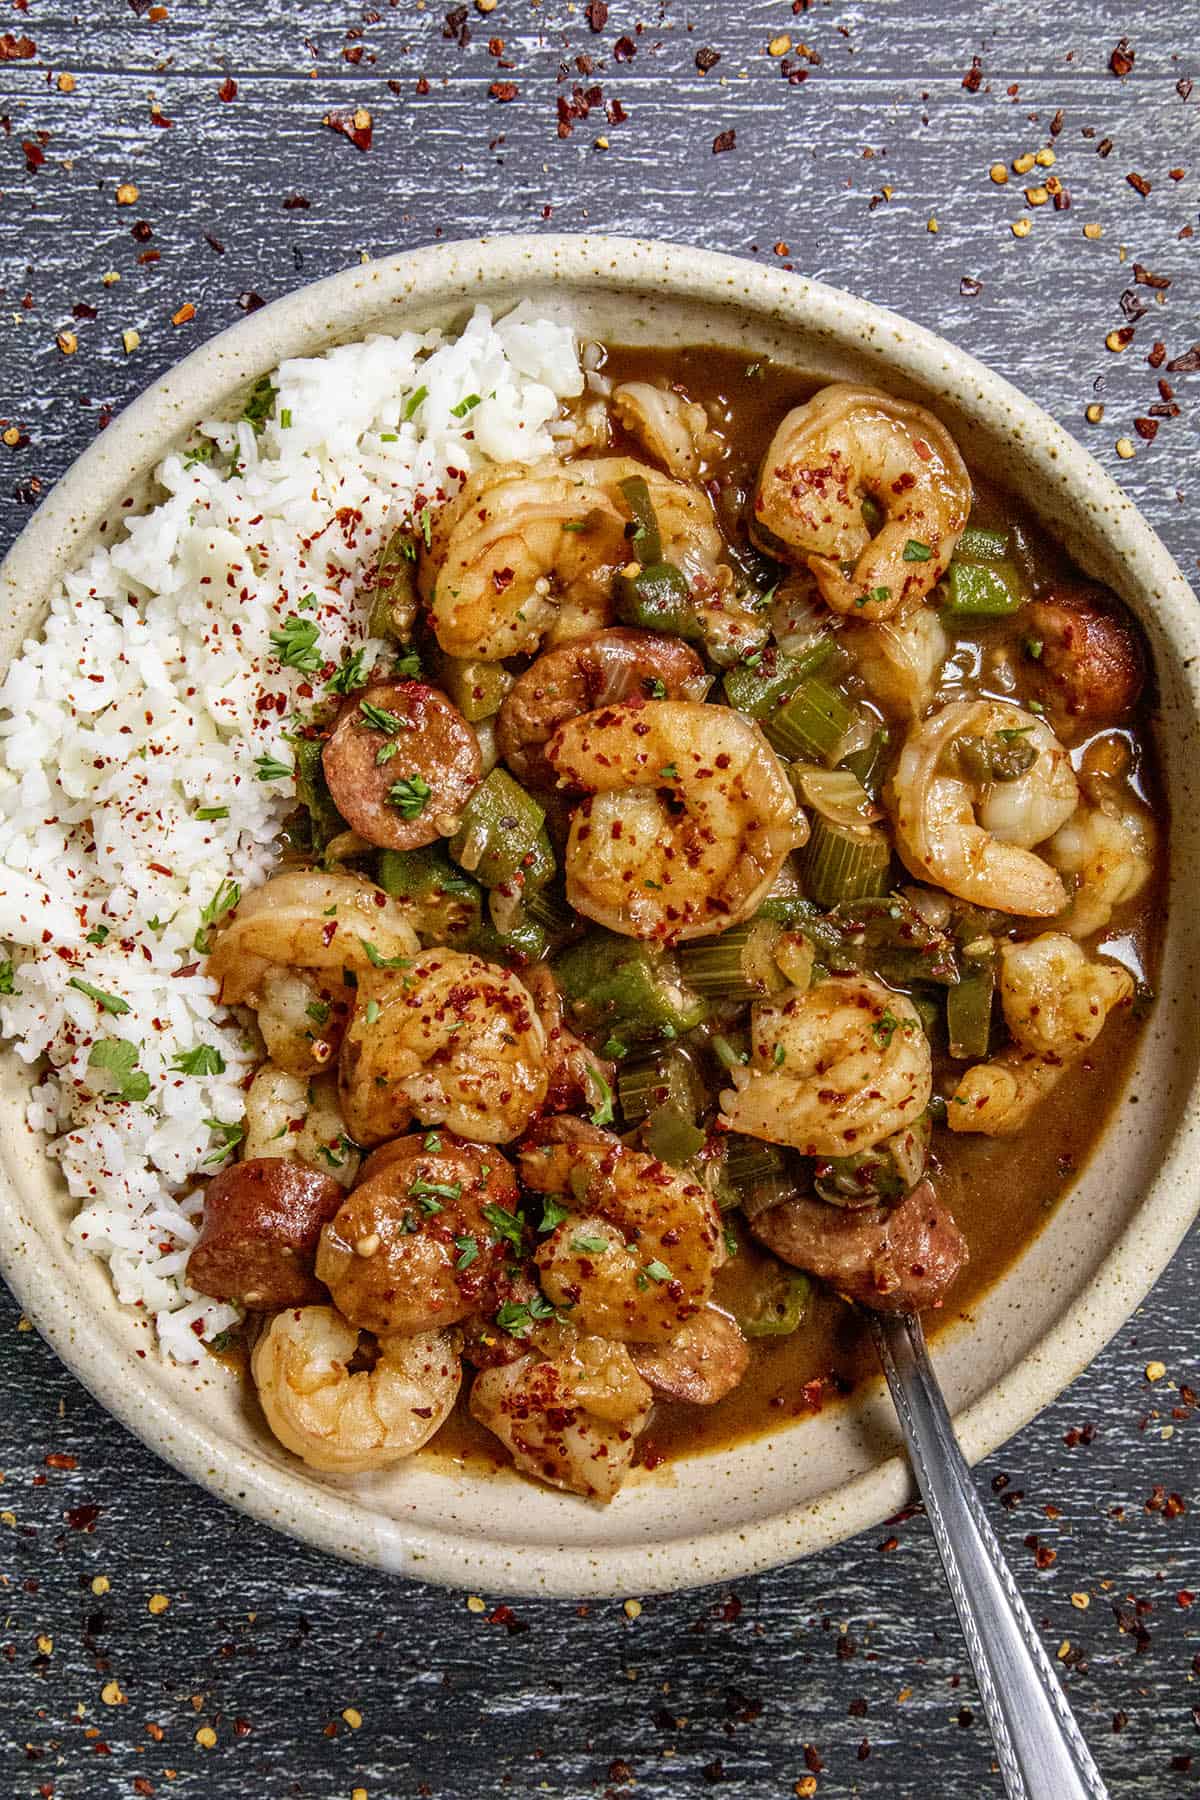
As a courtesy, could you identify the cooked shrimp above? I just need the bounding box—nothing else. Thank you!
[517,1116,722,1343]
[255,966,349,1077]
[751,383,971,619]
[611,381,719,481]
[496,628,710,787]
[948,933,1133,1136]
[207,871,418,1008]
[547,699,802,942]
[719,975,932,1157]
[469,1335,652,1500]
[520,964,614,1116]
[421,454,727,661]
[1045,777,1154,938]
[338,948,547,1145]
[887,699,1078,916]
[842,605,948,720]
[315,1133,519,1334]
[242,1065,361,1188]
[252,1307,460,1474]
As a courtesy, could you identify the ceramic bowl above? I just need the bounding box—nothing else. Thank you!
[1,235,1197,1598]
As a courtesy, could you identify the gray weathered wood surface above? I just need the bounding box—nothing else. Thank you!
[1,2,1198,1795]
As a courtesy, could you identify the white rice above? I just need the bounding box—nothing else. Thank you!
[0,303,583,1362]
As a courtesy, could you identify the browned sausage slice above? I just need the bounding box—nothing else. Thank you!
[496,628,709,787]
[187,1158,345,1310]
[315,1132,520,1335]
[321,678,482,851]
[748,1179,967,1314]
[631,1306,749,1405]
[1025,585,1145,735]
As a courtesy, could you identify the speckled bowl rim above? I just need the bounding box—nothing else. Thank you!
[0,234,1198,1598]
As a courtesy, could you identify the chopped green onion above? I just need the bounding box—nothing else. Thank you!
[902,539,932,562]
[388,774,432,819]
[450,393,482,418]
[402,385,428,421]
[255,751,293,782]
[269,615,324,673]
[69,977,130,1016]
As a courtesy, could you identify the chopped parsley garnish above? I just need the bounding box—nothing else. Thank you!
[571,1233,609,1255]
[867,585,892,605]
[183,442,214,469]
[195,805,229,821]
[326,649,370,696]
[279,407,292,430]
[364,998,381,1026]
[454,1234,479,1271]
[203,1119,244,1165]
[996,725,1035,743]
[450,393,482,418]
[89,1038,149,1102]
[376,742,399,766]
[361,940,410,971]
[241,375,278,434]
[1024,637,1044,661]
[316,1141,347,1169]
[85,926,109,947]
[388,774,432,819]
[642,1259,672,1283]
[659,764,678,781]
[305,999,331,1027]
[586,1064,615,1128]
[645,677,667,699]
[269,615,324,673]
[194,878,240,953]
[172,1044,226,1076]
[411,1178,462,1205]
[723,1222,740,1259]
[393,649,422,678]
[482,1202,524,1249]
[902,539,932,562]
[255,751,293,782]
[873,1009,900,1048]
[358,699,408,735]
[69,977,130,1016]
[494,1295,556,1338]
[297,591,318,611]
[772,1043,786,1067]
[601,1036,628,1061]
[402,385,428,422]
[538,1196,569,1234]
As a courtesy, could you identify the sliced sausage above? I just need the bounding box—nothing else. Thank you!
[321,678,482,851]
[187,1158,345,1309]
[748,1178,968,1314]
[1025,585,1145,735]
[631,1306,749,1405]
[315,1132,519,1335]
[496,628,710,787]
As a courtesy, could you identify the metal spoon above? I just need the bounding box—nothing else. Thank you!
[869,1310,1109,1800]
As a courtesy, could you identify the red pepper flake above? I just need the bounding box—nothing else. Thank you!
[1049,107,1065,135]
[1147,340,1167,367]
[322,109,373,152]
[1178,78,1194,101]
[960,275,983,297]
[1109,38,1135,77]
[585,0,608,29]
[218,76,237,102]
[282,193,311,209]
[203,233,225,254]
[489,80,518,101]
[614,35,636,61]
[1167,343,1200,372]
[696,46,721,73]
[149,105,172,128]
[1133,263,1170,289]
[804,1745,824,1774]
[1097,136,1113,157]
[1133,417,1159,441]
[1126,171,1152,196]
[171,302,195,327]
[131,219,153,242]
[65,1503,102,1532]
[44,1452,78,1469]
[0,33,36,59]
[22,139,44,173]
[237,290,266,313]
[712,128,736,154]
[961,57,983,92]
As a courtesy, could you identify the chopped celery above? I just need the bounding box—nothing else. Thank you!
[368,528,419,641]
[947,946,997,1059]
[801,814,891,907]
[953,524,1009,563]
[449,768,552,891]
[722,641,834,717]
[618,473,663,566]
[760,677,855,764]
[617,1046,702,1125]
[840,726,890,798]
[436,656,513,723]
[614,561,703,639]
[721,1134,788,1188]
[376,845,482,945]
[736,1267,812,1339]
[941,560,1025,617]
[678,918,785,1000]
[298,738,349,855]
[553,930,707,1041]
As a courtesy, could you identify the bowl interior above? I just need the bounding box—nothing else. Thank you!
[1,240,1198,1597]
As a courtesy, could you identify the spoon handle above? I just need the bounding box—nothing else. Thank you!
[869,1310,1109,1800]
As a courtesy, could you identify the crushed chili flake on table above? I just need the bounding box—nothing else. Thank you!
[962,57,983,92]
[713,128,736,153]
[218,76,237,101]
[323,109,373,151]
[696,46,721,72]
[0,32,36,59]
[1109,38,1135,77]
[489,81,518,101]
[1126,171,1152,196]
